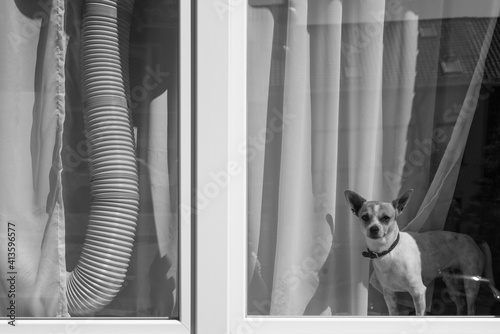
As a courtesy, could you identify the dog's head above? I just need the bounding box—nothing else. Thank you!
[344,190,413,240]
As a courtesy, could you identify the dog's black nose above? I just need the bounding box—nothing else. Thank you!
[369,226,380,234]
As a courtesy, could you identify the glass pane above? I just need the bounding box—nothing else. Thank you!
[247,0,500,317]
[0,0,178,319]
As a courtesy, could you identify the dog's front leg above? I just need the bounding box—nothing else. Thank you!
[382,290,399,315]
[409,285,426,316]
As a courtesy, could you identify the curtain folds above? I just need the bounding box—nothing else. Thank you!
[404,16,497,233]
[248,0,500,316]
[0,0,67,316]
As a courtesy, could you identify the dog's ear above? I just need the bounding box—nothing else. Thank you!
[344,190,366,217]
[392,189,413,216]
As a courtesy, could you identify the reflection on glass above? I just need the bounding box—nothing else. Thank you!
[247,0,500,316]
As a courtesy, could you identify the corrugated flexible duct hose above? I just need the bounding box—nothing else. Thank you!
[66,0,139,316]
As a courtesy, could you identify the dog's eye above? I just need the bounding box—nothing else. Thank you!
[361,214,370,222]
[380,216,391,222]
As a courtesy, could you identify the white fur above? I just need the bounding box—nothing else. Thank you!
[345,189,488,316]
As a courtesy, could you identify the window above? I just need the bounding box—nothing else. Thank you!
[241,0,500,327]
[4,0,500,333]
[196,0,500,332]
[1,0,191,332]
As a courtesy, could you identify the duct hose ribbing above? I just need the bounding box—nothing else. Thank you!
[66,0,138,316]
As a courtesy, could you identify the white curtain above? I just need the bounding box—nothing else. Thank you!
[0,0,66,316]
[247,0,500,316]
[0,0,178,317]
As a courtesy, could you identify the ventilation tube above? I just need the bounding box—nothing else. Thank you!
[66,0,139,316]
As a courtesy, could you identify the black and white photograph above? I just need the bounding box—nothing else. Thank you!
[2,0,500,333]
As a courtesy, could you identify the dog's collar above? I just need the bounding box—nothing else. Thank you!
[362,233,400,259]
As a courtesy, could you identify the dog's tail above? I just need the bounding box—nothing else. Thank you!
[479,241,500,300]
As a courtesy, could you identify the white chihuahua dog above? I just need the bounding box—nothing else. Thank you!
[345,189,498,315]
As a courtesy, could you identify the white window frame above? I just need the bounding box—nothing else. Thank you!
[3,1,193,333]
[195,1,500,333]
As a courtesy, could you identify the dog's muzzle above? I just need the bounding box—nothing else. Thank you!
[369,225,381,238]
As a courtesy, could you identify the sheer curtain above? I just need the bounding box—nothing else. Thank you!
[0,0,66,316]
[0,0,178,317]
[247,0,500,316]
